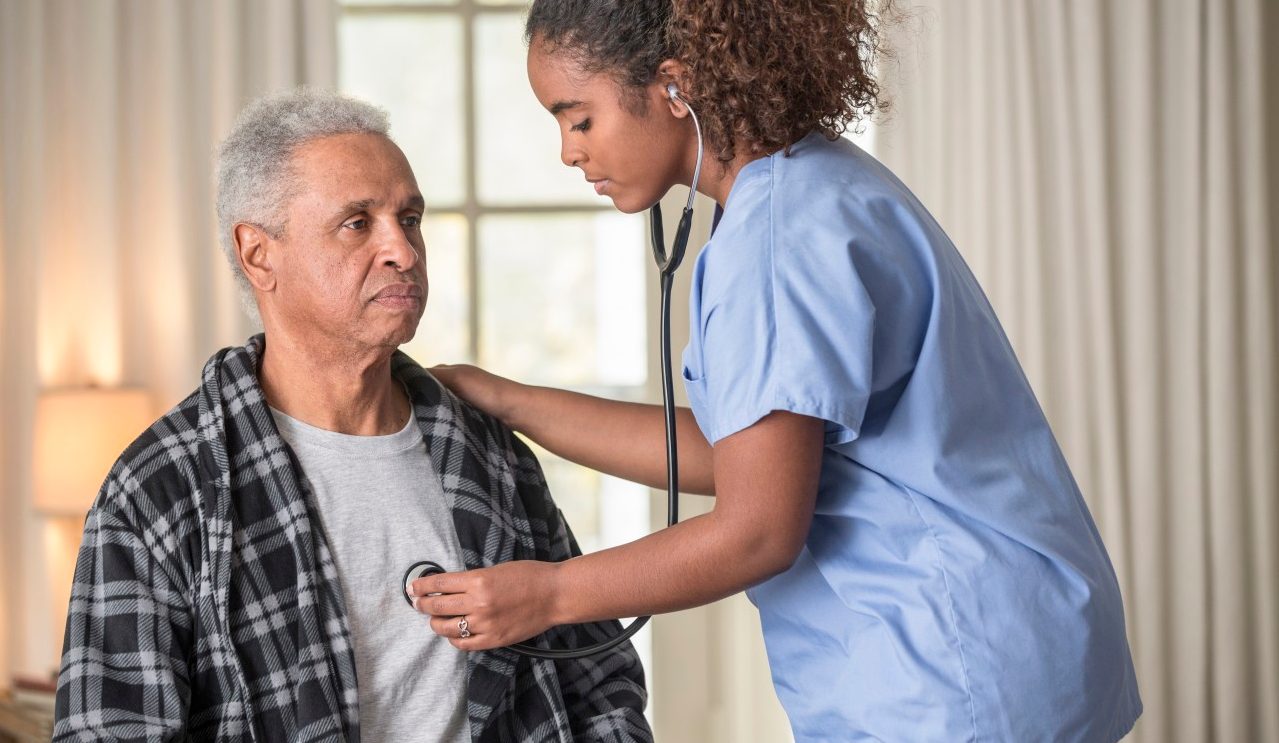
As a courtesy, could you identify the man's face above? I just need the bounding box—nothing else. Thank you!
[267,132,427,353]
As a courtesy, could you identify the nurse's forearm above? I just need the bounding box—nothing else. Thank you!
[546,410,824,624]
[505,384,716,496]
[547,508,792,624]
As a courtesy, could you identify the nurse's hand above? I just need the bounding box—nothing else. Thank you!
[430,364,522,426]
[408,560,563,651]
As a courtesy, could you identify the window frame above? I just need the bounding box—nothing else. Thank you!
[342,0,622,365]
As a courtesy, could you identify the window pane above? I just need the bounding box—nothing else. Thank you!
[402,213,471,366]
[478,212,646,387]
[339,14,466,207]
[530,441,601,547]
[474,14,611,206]
[525,436,650,554]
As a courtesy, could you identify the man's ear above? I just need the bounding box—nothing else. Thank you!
[234,223,277,293]
[656,59,691,118]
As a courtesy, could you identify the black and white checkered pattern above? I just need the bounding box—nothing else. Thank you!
[54,335,651,742]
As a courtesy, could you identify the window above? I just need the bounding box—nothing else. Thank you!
[338,0,652,659]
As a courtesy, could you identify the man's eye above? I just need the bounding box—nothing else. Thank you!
[569,118,591,133]
[401,215,422,228]
[344,218,368,230]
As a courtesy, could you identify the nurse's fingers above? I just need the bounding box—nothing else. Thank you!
[429,614,477,639]
[414,593,469,618]
[429,615,504,651]
[409,571,468,598]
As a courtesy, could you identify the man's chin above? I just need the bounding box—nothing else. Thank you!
[353,317,421,351]
[385,323,420,349]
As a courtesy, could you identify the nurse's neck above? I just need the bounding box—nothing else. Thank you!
[694,138,772,207]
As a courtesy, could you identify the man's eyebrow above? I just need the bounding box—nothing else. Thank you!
[549,99,583,115]
[403,194,425,211]
[329,198,376,222]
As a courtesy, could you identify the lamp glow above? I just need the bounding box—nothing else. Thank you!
[33,388,152,516]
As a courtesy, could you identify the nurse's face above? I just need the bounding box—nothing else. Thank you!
[527,38,695,214]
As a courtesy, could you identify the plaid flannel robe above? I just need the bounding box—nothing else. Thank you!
[54,335,652,742]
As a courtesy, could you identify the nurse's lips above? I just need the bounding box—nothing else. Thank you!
[371,282,423,309]
[587,177,610,195]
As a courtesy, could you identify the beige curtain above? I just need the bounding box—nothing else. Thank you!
[0,0,336,684]
[876,1,1279,741]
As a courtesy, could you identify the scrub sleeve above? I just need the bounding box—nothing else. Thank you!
[682,175,873,448]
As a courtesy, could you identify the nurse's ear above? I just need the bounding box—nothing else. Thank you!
[656,59,692,119]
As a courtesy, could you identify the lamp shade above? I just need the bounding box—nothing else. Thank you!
[33,388,153,516]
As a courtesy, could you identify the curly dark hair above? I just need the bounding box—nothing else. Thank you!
[525,0,894,163]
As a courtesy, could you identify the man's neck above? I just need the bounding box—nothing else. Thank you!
[257,332,410,436]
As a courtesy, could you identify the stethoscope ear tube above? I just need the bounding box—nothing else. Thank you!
[649,203,693,278]
[506,241,683,660]
[505,101,702,660]
[406,97,704,662]
[650,205,666,266]
[404,246,684,661]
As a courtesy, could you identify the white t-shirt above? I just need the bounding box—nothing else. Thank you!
[271,406,469,743]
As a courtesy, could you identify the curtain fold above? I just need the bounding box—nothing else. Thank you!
[877,1,1277,740]
[0,0,336,681]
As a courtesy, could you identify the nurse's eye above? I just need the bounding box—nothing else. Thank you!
[569,118,591,133]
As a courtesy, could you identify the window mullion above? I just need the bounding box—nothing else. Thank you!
[460,0,480,363]
[462,0,481,363]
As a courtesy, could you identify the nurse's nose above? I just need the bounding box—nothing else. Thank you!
[561,138,585,169]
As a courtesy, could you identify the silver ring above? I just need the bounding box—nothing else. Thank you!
[458,617,471,639]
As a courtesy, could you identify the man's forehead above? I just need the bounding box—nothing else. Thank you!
[290,131,409,175]
[301,129,391,149]
[288,133,421,202]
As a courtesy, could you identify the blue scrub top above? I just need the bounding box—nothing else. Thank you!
[681,133,1141,742]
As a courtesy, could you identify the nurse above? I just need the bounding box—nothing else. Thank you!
[410,0,1142,739]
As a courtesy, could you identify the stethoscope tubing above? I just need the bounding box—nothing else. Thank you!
[406,87,702,661]
[504,257,684,660]
[505,88,700,660]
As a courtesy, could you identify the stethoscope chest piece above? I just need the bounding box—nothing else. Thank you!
[403,560,445,606]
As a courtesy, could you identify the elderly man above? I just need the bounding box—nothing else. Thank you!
[53,89,651,742]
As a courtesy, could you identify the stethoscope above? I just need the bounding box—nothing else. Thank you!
[403,83,703,660]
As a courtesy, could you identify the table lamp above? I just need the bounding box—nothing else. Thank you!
[33,388,153,516]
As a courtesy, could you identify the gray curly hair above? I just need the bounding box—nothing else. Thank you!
[215,88,391,322]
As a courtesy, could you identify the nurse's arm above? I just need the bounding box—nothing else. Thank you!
[412,410,822,648]
[432,363,716,495]
[552,410,823,617]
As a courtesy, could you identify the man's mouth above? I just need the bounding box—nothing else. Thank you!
[371,283,424,309]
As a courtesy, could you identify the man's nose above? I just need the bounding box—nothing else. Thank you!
[380,223,420,272]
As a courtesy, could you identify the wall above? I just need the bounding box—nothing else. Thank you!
[0,0,335,682]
